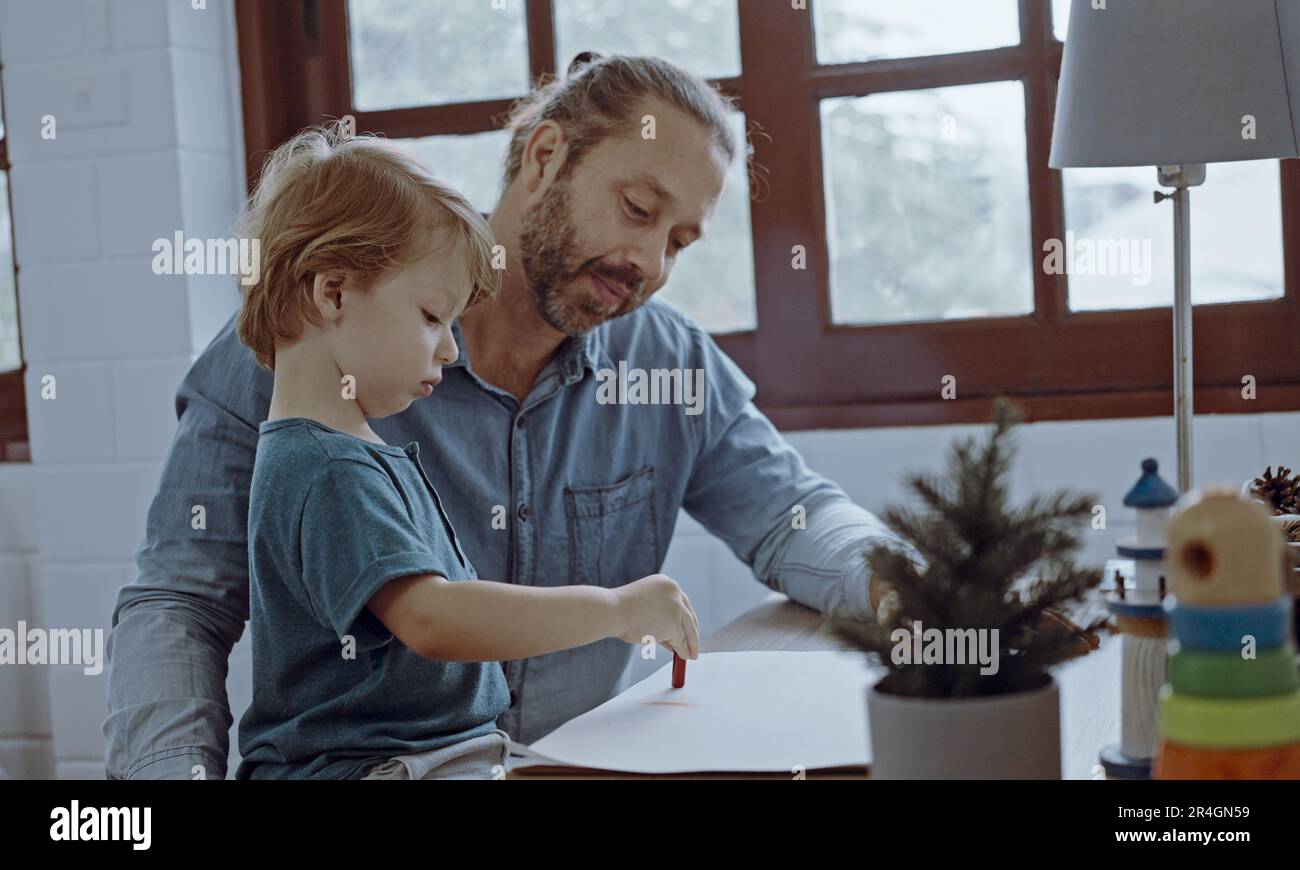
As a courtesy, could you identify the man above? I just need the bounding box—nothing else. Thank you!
[105,53,905,779]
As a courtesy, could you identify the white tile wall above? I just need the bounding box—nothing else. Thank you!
[109,0,174,51]
[7,162,100,263]
[96,153,185,257]
[17,260,193,364]
[54,761,107,780]
[0,0,242,779]
[172,50,235,149]
[0,0,93,63]
[1260,412,1300,464]
[30,465,161,562]
[0,738,53,779]
[168,0,229,53]
[185,272,243,357]
[112,359,190,461]
[178,151,239,237]
[2,52,180,163]
[0,554,49,737]
[49,664,110,759]
[0,541,52,779]
[23,364,117,463]
[38,563,122,639]
[0,466,39,550]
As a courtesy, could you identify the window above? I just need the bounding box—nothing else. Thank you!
[821,81,1034,325]
[237,1,1300,429]
[237,0,756,335]
[347,0,531,110]
[814,0,1020,64]
[554,0,742,80]
[1063,160,1284,311]
[0,69,28,461]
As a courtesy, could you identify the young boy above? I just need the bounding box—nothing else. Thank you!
[233,124,699,780]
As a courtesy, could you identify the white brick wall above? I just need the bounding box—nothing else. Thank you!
[0,0,244,780]
[0,464,49,778]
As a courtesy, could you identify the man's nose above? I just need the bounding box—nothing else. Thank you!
[626,232,666,288]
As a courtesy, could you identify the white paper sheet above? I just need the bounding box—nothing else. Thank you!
[510,651,875,774]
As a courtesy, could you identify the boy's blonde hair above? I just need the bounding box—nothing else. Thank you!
[236,121,500,370]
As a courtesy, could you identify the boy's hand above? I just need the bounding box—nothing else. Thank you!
[613,574,700,660]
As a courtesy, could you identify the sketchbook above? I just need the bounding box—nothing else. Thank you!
[507,651,874,775]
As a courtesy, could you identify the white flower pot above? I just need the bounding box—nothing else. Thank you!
[867,677,1062,779]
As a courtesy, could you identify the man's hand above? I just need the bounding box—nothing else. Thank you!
[869,578,1100,656]
[1037,608,1102,656]
[869,577,905,629]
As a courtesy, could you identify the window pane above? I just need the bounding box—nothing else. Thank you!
[1063,161,1284,311]
[1053,0,1072,42]
[348,0,529,111]
[822,81,1033,326]
[0,171,19,372]
[655,112,755,333]
[814,0,1020,65]
[555,0,740,80]
[398,129,511,215]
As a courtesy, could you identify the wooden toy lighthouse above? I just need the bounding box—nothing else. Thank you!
[1154,488,1300,779]
[1099,458,1178,779]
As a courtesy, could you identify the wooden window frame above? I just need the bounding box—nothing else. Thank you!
[0,63,29,461]
[235,0,1300,432]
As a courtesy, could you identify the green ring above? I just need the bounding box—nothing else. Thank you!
[1168,643,1299,697]
[1160,686,1300,748]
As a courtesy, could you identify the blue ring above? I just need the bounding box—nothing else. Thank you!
[1165,597,1294,651]
[1117,543,1165,560]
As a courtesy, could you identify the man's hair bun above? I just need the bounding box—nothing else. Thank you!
[567,51,605,75]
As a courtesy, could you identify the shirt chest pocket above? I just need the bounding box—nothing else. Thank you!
[564,465,659,588]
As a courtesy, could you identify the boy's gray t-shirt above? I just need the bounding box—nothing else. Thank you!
[235,417,510,780]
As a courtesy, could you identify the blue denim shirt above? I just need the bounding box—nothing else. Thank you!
[105,297,902,778]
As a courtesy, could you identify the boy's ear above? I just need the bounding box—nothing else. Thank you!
[312,271,348,319]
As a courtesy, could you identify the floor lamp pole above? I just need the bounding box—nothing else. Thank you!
[1158,164,1206,495]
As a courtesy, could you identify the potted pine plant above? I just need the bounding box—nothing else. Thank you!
[834,399,1106,779]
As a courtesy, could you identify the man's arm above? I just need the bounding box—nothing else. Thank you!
[679,325,920,623]
[105,314,271,779]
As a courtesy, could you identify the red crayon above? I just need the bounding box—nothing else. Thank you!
[672,652,686,688]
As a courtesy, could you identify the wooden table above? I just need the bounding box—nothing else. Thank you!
[513,591,1121,779]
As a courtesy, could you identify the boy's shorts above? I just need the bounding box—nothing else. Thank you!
[361,729,510,780]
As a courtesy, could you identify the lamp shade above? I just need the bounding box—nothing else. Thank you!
[1050,0,1300,168]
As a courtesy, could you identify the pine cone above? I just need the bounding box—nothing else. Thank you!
[1251,466,1300,515]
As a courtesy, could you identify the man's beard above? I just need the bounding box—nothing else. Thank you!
[518,176,646,337]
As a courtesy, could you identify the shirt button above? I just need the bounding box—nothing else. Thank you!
[517,504,531,521]
[515,417,526,430]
